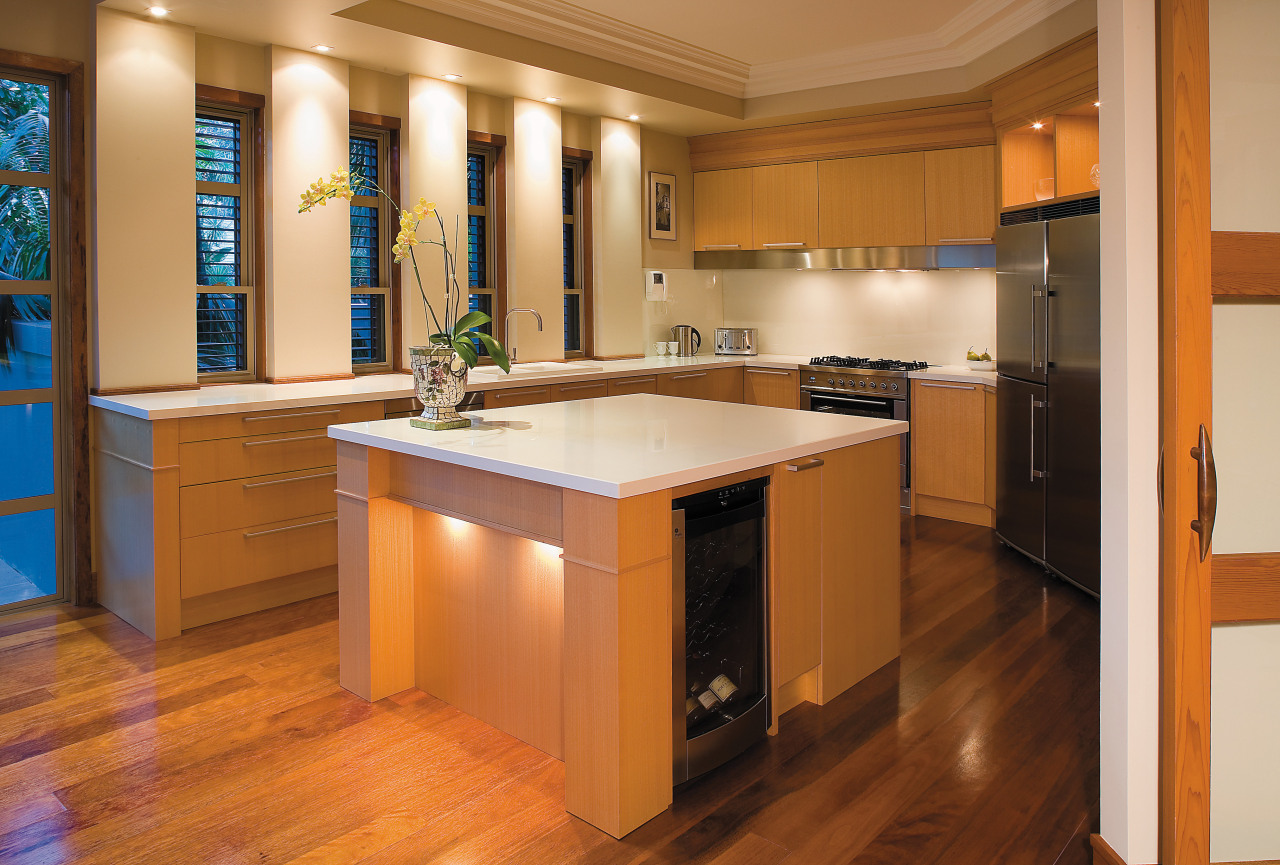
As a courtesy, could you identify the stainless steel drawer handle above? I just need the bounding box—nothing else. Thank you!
[747,369,792,376]
[670,372,708,380]
[615,376,656,384]
[937,237,992,243]
[243,434,328,447]
[786,458,825,472]
[494,387,549,398]
[242,471,336,490]
[243,516,337,539]
[702,244,741,250]
[243,409,341,423]
[761,242,807,248]
[557,382,607,392]
[920,383,977,390]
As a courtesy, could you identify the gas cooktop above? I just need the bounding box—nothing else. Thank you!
[806,356,930,372]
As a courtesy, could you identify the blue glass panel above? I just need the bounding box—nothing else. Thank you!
[0,185,51,281]
[0,402,53,501]
[562,166,573,216]
[0,294,52,390]
[466,153,485,207]
[195,114,240,184]
[196,194,241,287]
[0,508,55,600]
[351,293,385,365]
[563,294,581,353]
[0,78,51,174]
[349,136,379,191]
[196,293,247,373]
[350,205,379,288]
[562,223,574,289]
[467,214,486,288]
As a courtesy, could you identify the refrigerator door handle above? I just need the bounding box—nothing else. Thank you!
[1044,287,1056,368]
[1030,285,1047,371]
[1030,397,1049,481]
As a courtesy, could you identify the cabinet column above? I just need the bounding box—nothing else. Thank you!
[561,489,673,838]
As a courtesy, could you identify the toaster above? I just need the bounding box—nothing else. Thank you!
[714,327,758,356]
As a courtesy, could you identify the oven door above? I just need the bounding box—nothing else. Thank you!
[802,389,910,507]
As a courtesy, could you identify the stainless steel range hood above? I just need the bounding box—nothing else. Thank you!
[693,244,995,271]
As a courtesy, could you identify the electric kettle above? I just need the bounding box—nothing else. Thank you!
[670,325,701,357]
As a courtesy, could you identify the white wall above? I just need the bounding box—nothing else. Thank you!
[1208,1,1280,858]
[592,117,644,357]
[1096,0,1162,862]
[719,269,995,364]
[95,8,197,389]
[641,270,723,355]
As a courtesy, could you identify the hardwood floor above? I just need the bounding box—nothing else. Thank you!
[0,516,1099,865]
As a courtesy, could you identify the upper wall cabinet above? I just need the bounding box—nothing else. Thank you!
[1000,107,1100,208]
[693,168,753,251]
[924,146,997,245]
[753,162,819,249]
[819,152,926,248]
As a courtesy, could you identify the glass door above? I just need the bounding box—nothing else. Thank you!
[1,68,63,610]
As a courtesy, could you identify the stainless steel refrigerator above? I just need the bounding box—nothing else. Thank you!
[995,213,1101,596]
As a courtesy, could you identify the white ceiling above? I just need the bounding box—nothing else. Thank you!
[102,0,1095,134]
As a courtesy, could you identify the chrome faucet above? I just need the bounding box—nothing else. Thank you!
[503,308,543,363]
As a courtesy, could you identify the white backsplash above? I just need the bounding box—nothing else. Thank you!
[640,269,724,355]
[720,268,997,365]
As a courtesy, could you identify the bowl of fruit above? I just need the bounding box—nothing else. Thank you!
[966,347,995,371]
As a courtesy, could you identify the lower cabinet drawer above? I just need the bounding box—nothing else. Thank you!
[485,386,551,408]
[551,379,609,401]
[179,428,337,486]
[180,512,339,599]
[179,467,337,538]
[606,374,658,396]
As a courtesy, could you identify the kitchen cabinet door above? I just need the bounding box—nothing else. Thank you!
[658,367,743,402]
[606,374,658,396]
[819,152,926,248]
[924,146,996,245]
[911,379,992,526]
[743,367,799,409]
[769,457,823,686]
[550,380,609,402]
[484,386,551,409]
[752,162,818,250]
[693,168,753,251]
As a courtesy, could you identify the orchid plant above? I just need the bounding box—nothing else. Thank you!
[299,169,511,372]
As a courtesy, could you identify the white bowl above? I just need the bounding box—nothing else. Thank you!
[966,360,996,372]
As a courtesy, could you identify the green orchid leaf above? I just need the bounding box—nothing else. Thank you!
[451,310,492,337]
[427,332,451,347]
[451,337,479,368]
[475,332,511,373]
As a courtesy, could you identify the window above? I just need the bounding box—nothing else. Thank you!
[562,154,592,357]
[466,138,505,359]
[349,128,392,370]
[195,103,255,379]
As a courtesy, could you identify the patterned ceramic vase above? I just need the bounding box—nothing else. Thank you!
[410,346,470,430]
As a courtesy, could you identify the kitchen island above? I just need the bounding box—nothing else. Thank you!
[328,394,906,838]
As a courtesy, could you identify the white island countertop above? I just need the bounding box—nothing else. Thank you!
[328,393,908,498]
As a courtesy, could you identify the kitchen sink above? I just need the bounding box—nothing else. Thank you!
[470,361,605,379]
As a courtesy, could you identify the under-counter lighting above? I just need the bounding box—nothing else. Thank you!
[311,44,334,52]
[443,74,462,81]
[146,5,169,16]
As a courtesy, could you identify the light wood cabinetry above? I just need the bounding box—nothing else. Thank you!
[606,374,658,396]
[769,457,823,685]
[999,105,1099,209]
[752,162,818,249]
[910,378,996,526]
[743,367,800,409]
[657,366,744,402]
[819,152,926,248]
[925,146,997,244]
[485,385,551,408]
[550,379,609,402]
[692,168,753,251]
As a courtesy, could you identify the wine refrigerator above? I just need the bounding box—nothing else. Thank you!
[672,477,770,786]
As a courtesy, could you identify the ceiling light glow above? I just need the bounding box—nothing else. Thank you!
[627,114,640,121]
[444,74,462,81]
[147,5,169,16]
[1094,101,1102,107]
[1031,121,1044,130]
[312,44,334,53]
[544,96,560,103]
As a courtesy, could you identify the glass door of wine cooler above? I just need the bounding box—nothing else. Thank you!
[672,477,769,785]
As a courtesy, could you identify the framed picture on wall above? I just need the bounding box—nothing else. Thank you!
[648,171,676,241]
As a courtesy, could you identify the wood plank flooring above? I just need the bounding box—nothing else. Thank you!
[0,516,1099,864]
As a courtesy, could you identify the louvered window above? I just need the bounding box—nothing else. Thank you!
[466,146,497,357]
[349,129,390,369]
[195,106,254,379]
[562,156,589,357]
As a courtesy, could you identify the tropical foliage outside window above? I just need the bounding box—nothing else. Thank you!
[349,129,391,368]
[1,77,50,283]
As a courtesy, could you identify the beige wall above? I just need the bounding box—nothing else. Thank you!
[349,66,405,120]
[194,33,266,94]
[95,9,197,389]
[721,269,995,363]
[264,46,351,380]
[641,271,723,355]
[640,128,693,271]
[591,117,643,357]
[405,76,467,357]
[561,111,591,151]
[1208,2,1280,859]
[467,91,508,137]
[505,97,564,362]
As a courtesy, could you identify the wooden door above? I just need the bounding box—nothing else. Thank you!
[769,458,822,685]
[752,162,818,250]
[692,168,753,251]
[818,152,925,248]
[924,146,997,245]
[910,380,986,504]
[743,367,799,408]
[1158,0,1214,862]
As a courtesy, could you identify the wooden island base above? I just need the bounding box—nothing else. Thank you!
[335,435,900,838]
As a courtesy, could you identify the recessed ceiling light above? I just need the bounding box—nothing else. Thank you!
[627,114,640,121]
[147,5,169,16]
[443,74,462,81]
[544,96,560,103]
[312,44,334,53]
[1031,121,1044,130]
[1094,101,1102,107]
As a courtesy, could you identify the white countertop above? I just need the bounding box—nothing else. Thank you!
[87,354,995,420]
[327,393,908,498]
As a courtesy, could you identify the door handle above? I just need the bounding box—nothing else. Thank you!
[1029,397,1048,482]
[1030,285,1046,371]
[1189,424,1217,562]
[786,458,824,472]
